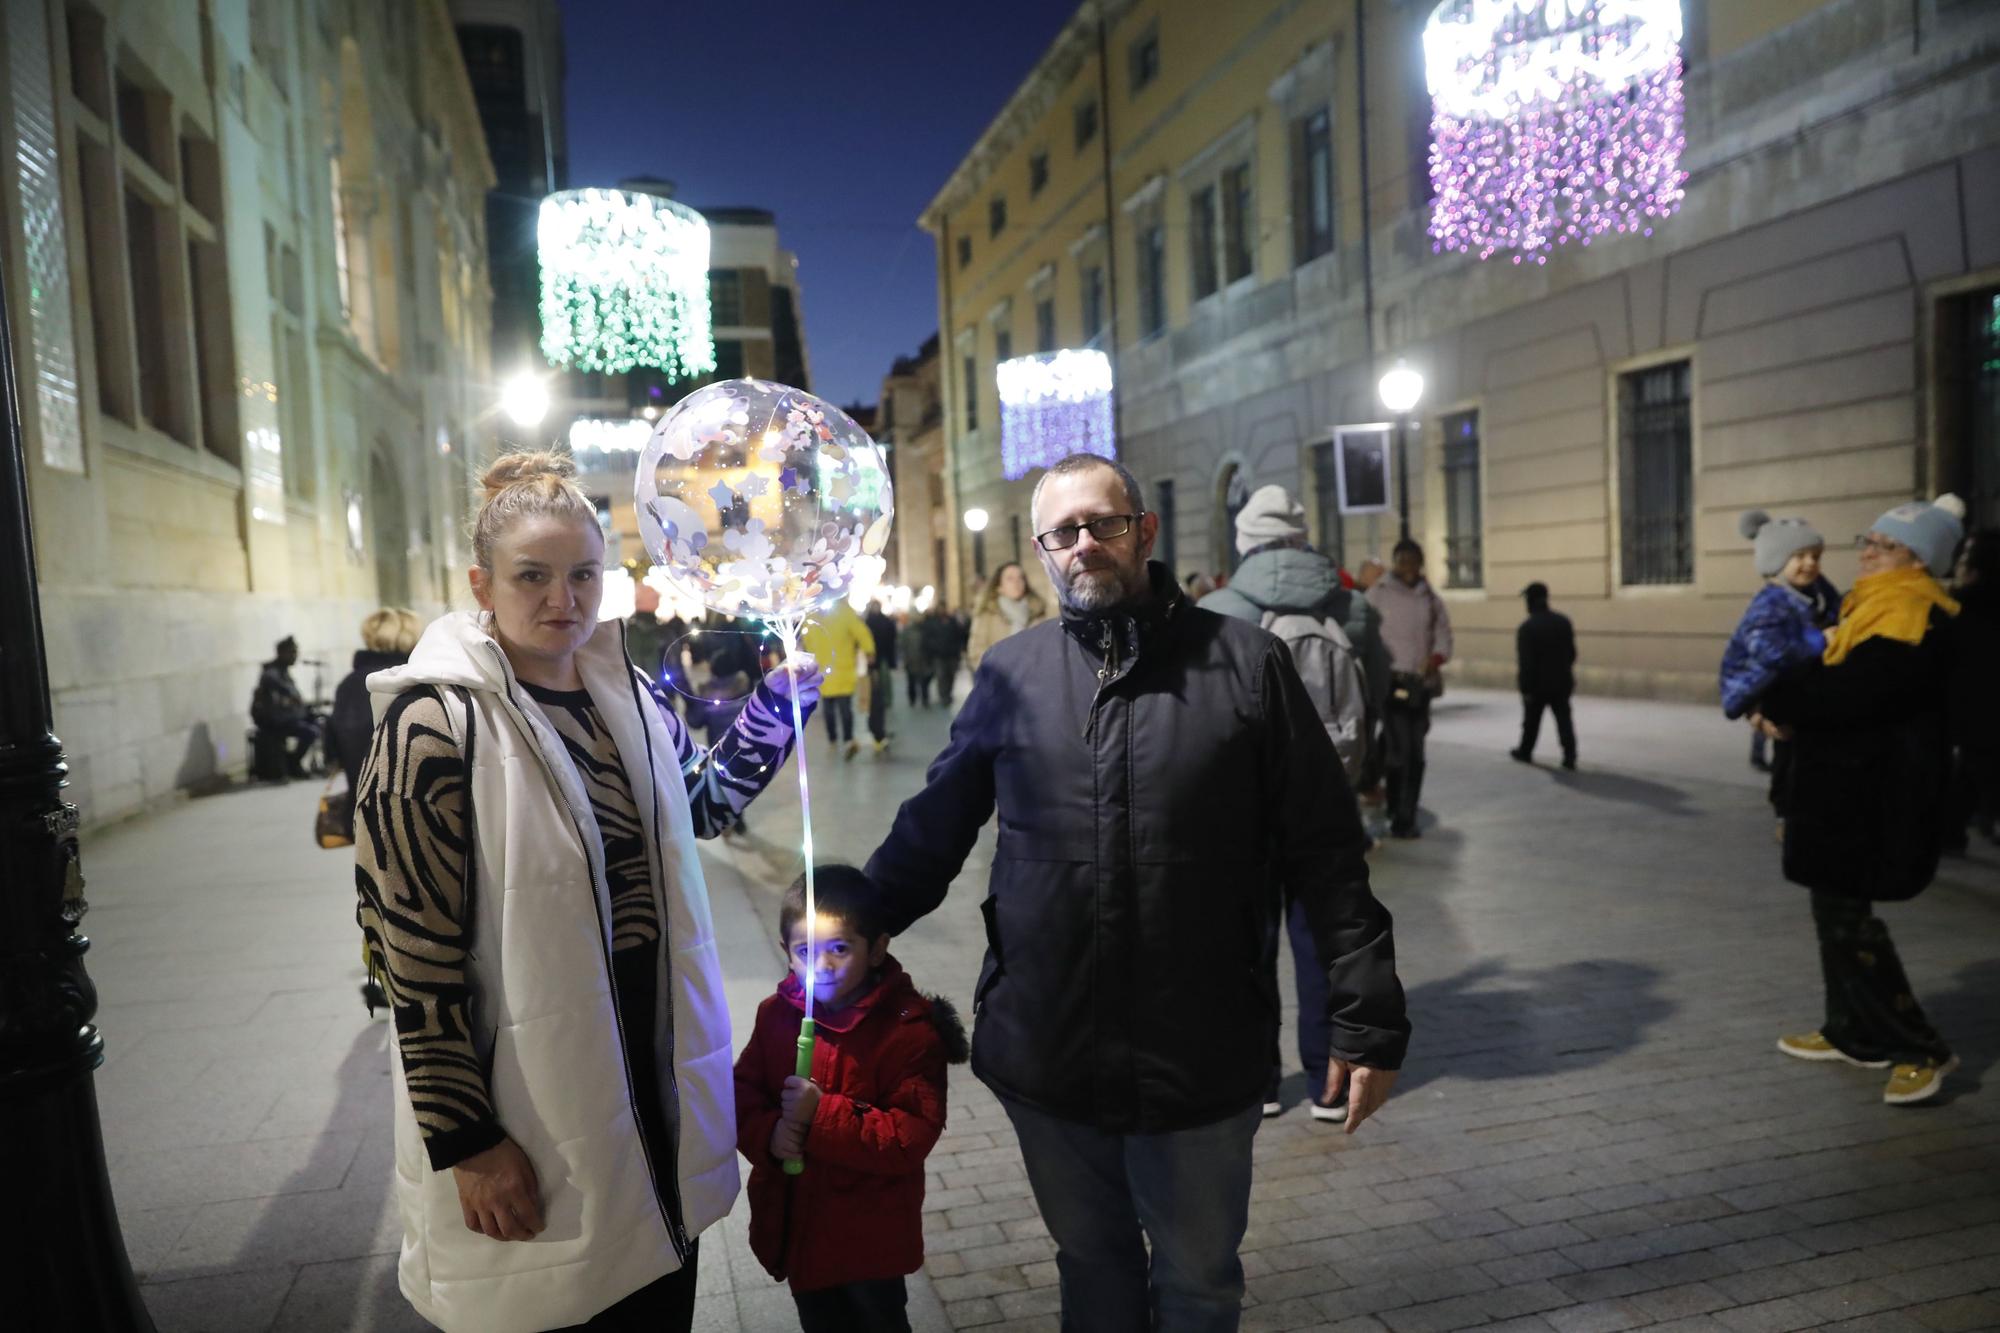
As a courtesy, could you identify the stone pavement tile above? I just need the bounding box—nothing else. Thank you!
[1242,1295,1336,1330]
[1481,1319,1561,1333]
[955,1236,1056,1272]
[1541,1298,1650,1332]
[945,1195,1039,1229]
[1910,1294,2000,1331]
[123,1205,199,1279]
[1710,1235,1814,1271]
[1248,1263,1352,1306]
[931,1267,1029,1302]
[1481,1250,1583,1285]
[1550,1265,1660,1303]
[1878,1257,2000,1303]
[1628,1279,1732,1320]
[1500,1221,1596,1254]
[1712,1294,1826,1332]
[1311,1279,1420,1322]
[1797,1279,1910,1323]
[921,1221,1007,1254]
[157,1182,399,1280]
[269,1254,428,1332]
[993,1284,1063,1321]
[1322,1318,1395,1333]
[1819,1315,1932,1333]
[142,1265,298,1333]
[1379,1293,1493,1332]
[943,1296,1004,1327]
[107,1129,365,1213]
[1001,1213,1050,1242]
[1707,1262,1815,1305]
[1472,1279,1573,1320]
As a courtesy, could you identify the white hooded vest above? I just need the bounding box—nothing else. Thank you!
[368,612,738,1332]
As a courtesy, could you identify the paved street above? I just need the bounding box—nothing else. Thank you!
[84,681,2000,1332]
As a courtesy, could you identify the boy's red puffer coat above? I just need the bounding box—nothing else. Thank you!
[734,956,968,1292]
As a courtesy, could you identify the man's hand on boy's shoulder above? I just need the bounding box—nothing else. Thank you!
[780,1075,822,1126]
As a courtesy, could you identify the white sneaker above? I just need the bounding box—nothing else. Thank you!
[1310,1093,1349,1123]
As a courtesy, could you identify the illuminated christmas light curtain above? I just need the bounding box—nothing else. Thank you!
[997,349,1116,482]
[1424,0,1686,264]
[539,188,717,378]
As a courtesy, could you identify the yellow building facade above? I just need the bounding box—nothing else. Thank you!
[923,0,2000,698]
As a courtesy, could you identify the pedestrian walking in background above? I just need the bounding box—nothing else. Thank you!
[864,600,900,754]
[1720,511,1840,829]
[250,635,320,780]
[353,451,820,1332]
[966,561,1048,669]
[1366,540,1453,839]
[625,580,671,684]
[1200,484,1376,1125]
[919,604,965,706]
[326,607,420,1014]
[1946,527,2000,852]
[901,608,934,708]
[802,599,877,761]
[734,865,968,1332]
[1510,582,1577,769]
[866,453,1407,1331]
[1756,494,1966,1106]
[1183,571,1217,600]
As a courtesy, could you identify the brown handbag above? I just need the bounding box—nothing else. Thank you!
[315,772,354,849]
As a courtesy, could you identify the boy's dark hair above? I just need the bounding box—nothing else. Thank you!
[1392,538,1424,561]
[779,863,891,945]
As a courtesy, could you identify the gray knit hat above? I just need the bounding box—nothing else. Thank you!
[1235,484,1308,555]
[1868,494,1966,574]
[1739,510,1824,578]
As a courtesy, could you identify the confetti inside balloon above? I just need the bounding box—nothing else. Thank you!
[637,379,894,625]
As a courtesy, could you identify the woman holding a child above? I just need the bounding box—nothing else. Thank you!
[1750,495,1968,1107]
[354,452,820,1332]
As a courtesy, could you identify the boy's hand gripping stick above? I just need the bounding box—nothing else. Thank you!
[783,1018,816,1177]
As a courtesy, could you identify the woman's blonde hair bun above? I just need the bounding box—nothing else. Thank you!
[472,449,596,568]
[479,450,577,503]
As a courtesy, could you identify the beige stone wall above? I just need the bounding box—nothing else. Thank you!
[2,0,497,825]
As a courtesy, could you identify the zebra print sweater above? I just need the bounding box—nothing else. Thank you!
[354,675,805,1170]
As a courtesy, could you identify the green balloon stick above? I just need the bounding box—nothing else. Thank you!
[783,1017,817,1177]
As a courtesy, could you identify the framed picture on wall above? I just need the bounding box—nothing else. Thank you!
[1334,424,1394,514]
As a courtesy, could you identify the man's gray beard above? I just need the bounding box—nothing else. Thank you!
[1058,564,1133,612]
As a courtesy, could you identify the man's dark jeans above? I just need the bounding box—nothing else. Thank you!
[1518,692,1575,764]
[867,665,893,743]
[823,694,855,744]
[1267,896,1332,1092]
[1382,692,1431,833]
[1812,893,1951,1065]
[792,1276,910,1332]
[1001,1098,1260,1332]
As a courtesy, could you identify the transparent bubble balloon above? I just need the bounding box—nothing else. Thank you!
[636,378,895,626]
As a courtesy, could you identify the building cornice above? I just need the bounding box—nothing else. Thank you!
[918,0,1140,231]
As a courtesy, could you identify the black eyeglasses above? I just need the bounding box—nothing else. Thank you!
[1035,513,1142,551]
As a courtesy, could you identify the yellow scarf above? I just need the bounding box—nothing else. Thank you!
[1822,565,1958,665]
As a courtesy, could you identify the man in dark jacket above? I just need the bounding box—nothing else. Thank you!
[866,453,1408,1331]
[1511,582,1578,768]
[864,602,899,751]
[250,635,318,779]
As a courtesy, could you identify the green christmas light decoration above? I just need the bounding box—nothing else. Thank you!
[538,188,717,380]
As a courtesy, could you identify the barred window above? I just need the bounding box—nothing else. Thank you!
[1138,224,1166,338]
[1618,361,1694,585]
[1311,441,1345,561]
[1189,185,1218,301]
[1441,410,1483,588]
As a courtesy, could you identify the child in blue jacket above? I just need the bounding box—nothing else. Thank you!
[1721,510,1841,719]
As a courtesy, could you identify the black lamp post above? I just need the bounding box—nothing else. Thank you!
[0,259,155,1328]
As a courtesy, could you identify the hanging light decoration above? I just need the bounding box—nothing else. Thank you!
[538,187,717,379]
[1424,0,1687,264]
[996,349,1116,482]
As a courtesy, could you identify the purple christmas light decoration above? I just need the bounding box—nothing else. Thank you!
[1424,0,1687,263]
[997,349,1117,482]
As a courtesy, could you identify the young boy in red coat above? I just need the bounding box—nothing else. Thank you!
[735,864,968,1332]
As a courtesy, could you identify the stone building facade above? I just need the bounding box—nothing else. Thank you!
[922,0,2000,697]
[874,334,951,599]
[0,0,498,822]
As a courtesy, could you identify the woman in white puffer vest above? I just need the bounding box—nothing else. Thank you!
[354,452,820,1332]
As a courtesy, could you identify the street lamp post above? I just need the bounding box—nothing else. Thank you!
[0,254,155,1327]
[1377,361,1425,543]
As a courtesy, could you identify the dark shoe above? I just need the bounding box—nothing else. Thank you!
[361,980,388,1015]
[1508,748,1532,764]
[1389,823,1421,840]
[1561,755,1577,770]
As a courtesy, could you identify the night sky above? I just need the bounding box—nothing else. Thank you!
[559,0,1084,409]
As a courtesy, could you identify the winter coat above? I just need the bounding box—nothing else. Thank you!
[967,589,1050,668]
[800,603,877,698]
[920,612,968,665]
[1760,586,1959,903]
[1366,575,1453,676]
[1516,608,1576,699]
[865,563,1408,1134]
[1203,546,1391,714]
[366,613,741,1332]
[251,660,306,728]
[1718,579,1838,719]
[1954,584,2000,759]
[1199,548,1370,783]
[865,609,900,671]
[734,958,967,1292]
[327,649,407,794]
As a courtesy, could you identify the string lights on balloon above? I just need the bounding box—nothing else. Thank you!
[996,349,1117,482]
[1423,0,1687,264]
[539,188,718,379]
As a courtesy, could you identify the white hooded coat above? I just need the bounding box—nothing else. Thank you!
[367,611,738,1332]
